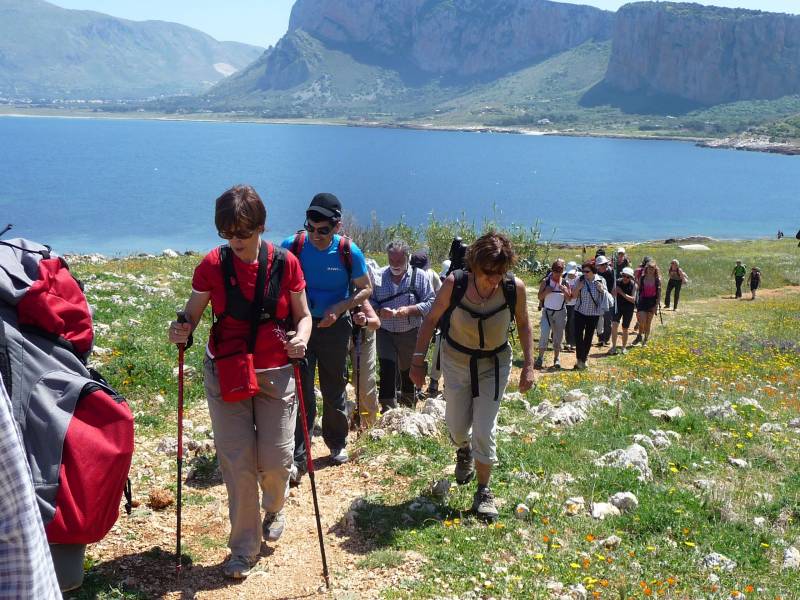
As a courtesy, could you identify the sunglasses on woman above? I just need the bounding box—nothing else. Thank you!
[582,269,592,274]
[218,228,257,240]
[304,221,333,235]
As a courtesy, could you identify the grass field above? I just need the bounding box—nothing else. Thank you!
[67,238,800,599]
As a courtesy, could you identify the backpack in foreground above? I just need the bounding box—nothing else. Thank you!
[0,238,133,545]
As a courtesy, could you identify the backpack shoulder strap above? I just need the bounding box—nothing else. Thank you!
[262,244,286,321]
[219,245,237,293]
[338,235,353,281]
[449,269,469,309]
[289,231,305,258]
[409,266,420,303]
[502,273,517,321]
[0,316,11,398]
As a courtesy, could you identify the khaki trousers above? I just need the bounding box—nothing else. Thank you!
[204,357,296,557]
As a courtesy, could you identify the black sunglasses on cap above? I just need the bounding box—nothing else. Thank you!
[304,221,333,235]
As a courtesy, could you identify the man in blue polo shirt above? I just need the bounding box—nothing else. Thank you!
[283,193,371,482]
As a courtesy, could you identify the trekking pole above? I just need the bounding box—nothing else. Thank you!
[175,311,188,576]
[288,332,331,589]
[354,326,363,433]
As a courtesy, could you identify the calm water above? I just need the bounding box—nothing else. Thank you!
[1,116,798,255]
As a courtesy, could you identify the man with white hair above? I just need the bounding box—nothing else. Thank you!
[371,240,435,409]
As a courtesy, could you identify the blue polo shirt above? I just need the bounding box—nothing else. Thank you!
[281,234,368,318]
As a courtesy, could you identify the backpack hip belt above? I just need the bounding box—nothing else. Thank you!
[444,335,509,402]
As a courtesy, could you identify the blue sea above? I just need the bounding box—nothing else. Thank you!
[1,115,798,255]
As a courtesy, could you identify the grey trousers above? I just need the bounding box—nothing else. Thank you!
[204,357,297,557]
[539,307,567,352]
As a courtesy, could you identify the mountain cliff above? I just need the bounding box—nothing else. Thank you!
[597,2,800,108]
[0,0,263,99]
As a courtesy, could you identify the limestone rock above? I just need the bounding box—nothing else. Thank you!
[649,407,685,421]
[594,444,652,481]
[421,397,446,421]
[782,546,800,570]
[609,492,639,512]
[515,503,530,519]
[728,457,749,469]
[703,401,738,420]
[597,535,622,550]
[563,496,585,516]
[378,408,438,438]
[760,422,783,433]
[162,249,179,258]
[591,502,621,520]
[701,552,737,572]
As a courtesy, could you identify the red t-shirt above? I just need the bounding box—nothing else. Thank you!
[192,244,306,369]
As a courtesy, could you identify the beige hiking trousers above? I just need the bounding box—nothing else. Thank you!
[204,357,296,557]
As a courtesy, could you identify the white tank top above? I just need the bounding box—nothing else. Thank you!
[543,276,567,310]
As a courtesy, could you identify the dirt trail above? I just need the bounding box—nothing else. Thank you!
[86,286,800,599]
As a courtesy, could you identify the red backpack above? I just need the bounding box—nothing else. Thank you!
[0,238,133,544]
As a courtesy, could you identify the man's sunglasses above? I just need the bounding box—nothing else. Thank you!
[304,221,333,235]
[582,269,592,273]
[218,228,257,240]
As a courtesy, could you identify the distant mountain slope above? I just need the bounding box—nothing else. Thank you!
[587,2,800,110]
[0,0,263,99]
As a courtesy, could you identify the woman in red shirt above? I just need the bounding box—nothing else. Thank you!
[168,185,311,579]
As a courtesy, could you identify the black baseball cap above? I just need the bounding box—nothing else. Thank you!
[306,193,342,222]
[410,251,429,269]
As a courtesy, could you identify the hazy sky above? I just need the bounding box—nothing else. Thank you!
[51,0,800,48]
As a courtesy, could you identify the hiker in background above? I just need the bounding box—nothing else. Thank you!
[609,266,637,355]
[777,230,784,239]
[635,260,661,347]
[664,259,689,310]
[411,250,442,294]
[283,193,372,479]
[169,185,312,579]
[748,266,761,300]
[563,263,579,353]
[371,240,435,410]
[594,255,615,347]
[571,260,606,370]
[630,256,652,346]
[409,232,534,522]
[535,259,568,370]
[732,260,747,299]
[349,263,381,427]
[614,247,630,272]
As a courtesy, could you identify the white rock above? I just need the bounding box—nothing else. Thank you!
[92,346,112,356]
[649,407,685,421]
[782,546,800,570]
[703,401,738,420]
[760,423,783,433]
[594,444,652,481]
[701,552,737,572]
[369,428,386,440]
[633,434,655,450]
[738,397,765,412]
[377,408,438,438]
[551,472,576,487]
[525,491,542,504]
[563,389,589,403]
[788,418,800,429]
[609,492,639,512]
[753,517,767,528]
[563,496,585,516]
[162,248,179,258]
[515,503,530,519]
[597,535,622,550]
[172,365,196,378]
[728,457,749,469]
[421,397,447,421]
[565,583,588,600]
[755,492,774,503]
[591,502,621,520]
[693,479,715,491]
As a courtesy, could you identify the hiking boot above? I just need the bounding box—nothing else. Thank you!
[608,347,618,356]
[262,509,285,542]
[534,356,544,369]
[631,334,642,346]
[552,359,561,370]
[426,381,439,397]
[573,361,582,371]
[289,462,306,487]
[330,447,349,465]
[223,555,257,579]
[472,486,499,523]
[576,361,588,371]
[454,447,475,485]
[620,347,628,355]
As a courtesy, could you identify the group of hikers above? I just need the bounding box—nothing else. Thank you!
[167,186,534,578]
[164,185,771,581]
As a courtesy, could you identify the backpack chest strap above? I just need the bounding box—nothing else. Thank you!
[445,335,509,402]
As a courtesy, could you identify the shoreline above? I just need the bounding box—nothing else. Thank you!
[3,105,799,155]
[0,105,722,147]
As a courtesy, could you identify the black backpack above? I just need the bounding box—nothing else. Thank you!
[439,269,517,402]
